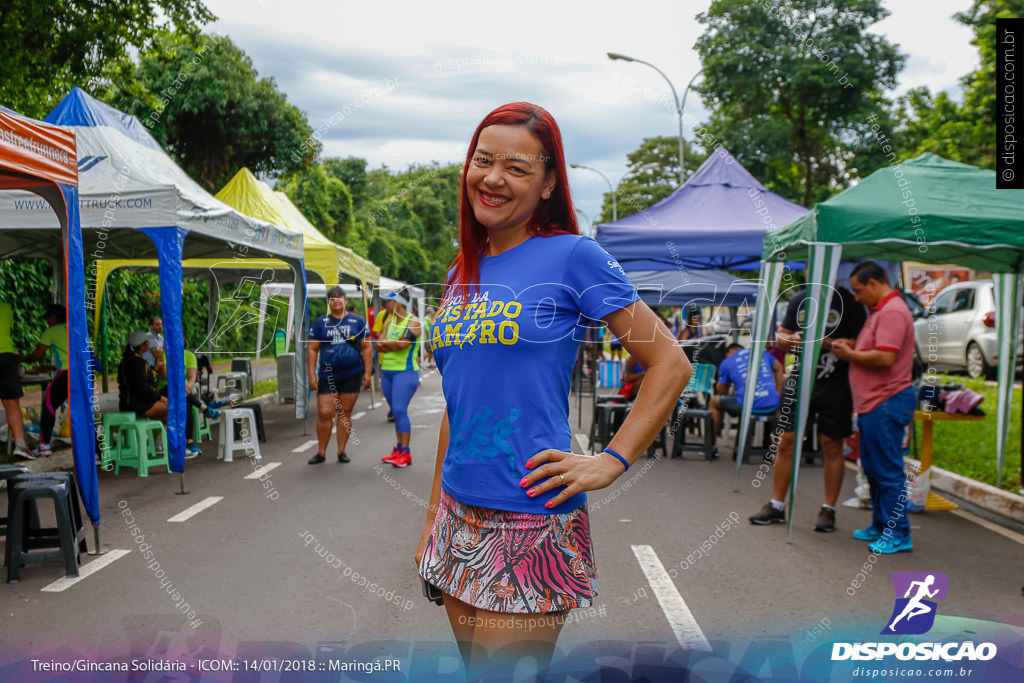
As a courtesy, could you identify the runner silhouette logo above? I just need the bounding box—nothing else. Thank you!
[882,571,949,635]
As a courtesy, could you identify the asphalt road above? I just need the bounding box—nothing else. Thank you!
[3,368,1024,681]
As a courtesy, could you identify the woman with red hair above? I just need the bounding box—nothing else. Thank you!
[415,102,690,677]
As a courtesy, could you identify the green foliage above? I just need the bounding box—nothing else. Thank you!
[104,32,316,191]
[695,0,905,206]
[279,164,355,244]
[893,0,1024,169]
[0,0,214,119]
[0,260,54,353]
[597,137,707,223]
[282,158,461,292]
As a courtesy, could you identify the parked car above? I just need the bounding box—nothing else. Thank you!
[913,279,1024,379]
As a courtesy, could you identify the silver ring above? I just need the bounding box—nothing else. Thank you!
[558,473,567,486]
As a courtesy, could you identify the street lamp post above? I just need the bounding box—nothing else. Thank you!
[571,162,661,223]
[608,52,701,186]
[570,163,615,221]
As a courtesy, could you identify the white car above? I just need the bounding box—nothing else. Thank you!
[913,279,1023,379]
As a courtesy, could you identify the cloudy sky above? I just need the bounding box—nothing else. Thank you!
[204,0,978,230]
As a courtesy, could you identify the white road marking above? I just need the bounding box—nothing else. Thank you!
[574,433,590,454]
[244,462,281,479]
[631,544,712,652]
[351,411,366,421]
[950,509,1024,546]
[168,496,223,523]
[291,440,318,453]
[41,549,131,592]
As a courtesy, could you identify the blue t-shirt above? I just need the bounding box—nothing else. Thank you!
[718,348,779,411]
[432,235,639,514]
[309,313,368,379]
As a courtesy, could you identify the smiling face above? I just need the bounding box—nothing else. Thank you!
[466,124,557,241]
[327,294,347,316]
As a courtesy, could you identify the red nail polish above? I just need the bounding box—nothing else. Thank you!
[527,488,536,496]
[525,460,533,469]
[544,501,553,508]
[519,478,528,487]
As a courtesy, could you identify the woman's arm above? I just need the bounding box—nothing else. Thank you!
[415,406,449,565]
[378,318,421,352]
[522,302,691,507]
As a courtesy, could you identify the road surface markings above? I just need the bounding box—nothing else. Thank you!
[352,411,366,421]
[168,496,223,523]
[244,462,281,479]
[950,509,1024,546]
[41,549,131,592]
[574,433,590,454]
[291,440,318,453]
[631,544,712,652]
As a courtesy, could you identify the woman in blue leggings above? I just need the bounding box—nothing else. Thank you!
[377,289,421,468]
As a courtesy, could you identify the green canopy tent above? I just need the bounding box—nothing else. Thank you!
[737,154,1024,541]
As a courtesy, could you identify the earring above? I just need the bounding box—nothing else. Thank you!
[542,192,550,199]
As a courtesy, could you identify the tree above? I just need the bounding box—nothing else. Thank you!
[597,136,707,223]
[106,32,316,191]
[0,0,214,119]
[279,164,355,244]
[893,0,1024,169]
[695,0,905,206]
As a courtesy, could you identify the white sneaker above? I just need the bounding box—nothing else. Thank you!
[14,444,35,460]
[35,442,52,457]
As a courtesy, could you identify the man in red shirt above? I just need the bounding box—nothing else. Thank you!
[833,261,917,554]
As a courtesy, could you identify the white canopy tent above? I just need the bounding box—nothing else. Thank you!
[257,279,428,362]
[0,88,309,476]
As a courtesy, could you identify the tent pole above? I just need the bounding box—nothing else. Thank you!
[100,293,109,394]
[175,471,189,495]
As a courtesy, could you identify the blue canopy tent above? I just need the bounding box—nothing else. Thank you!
[0,89,307,489]
[628,269,759,308]
[0,105,100,543]
[595,147,809,271]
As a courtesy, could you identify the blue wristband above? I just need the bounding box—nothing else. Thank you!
[603,448,629,471]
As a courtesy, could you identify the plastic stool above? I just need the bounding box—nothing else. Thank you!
[0,465,31,539]
[191,405,212,444]
[114,419,169,477]
[101,412,137,469]
[671,405,715,461]
[734,410,779,464]
[217,408,261,463]
[5,477,82,582]
[233,402,266,443]
[589,399,629,453]
[217,372,249,401]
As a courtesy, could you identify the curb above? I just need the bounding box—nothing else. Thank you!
[905,456,1024,524]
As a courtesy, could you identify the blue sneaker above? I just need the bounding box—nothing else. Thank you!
[869,537,913,554]
[205,407,221,420]
[852,526,883,541]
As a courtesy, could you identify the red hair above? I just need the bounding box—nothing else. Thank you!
[445,102,579,305]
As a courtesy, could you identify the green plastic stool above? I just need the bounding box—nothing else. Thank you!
[101,412,137,470]
[191,405,212,444]
[114,419,169,477]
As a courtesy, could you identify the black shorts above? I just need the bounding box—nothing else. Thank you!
[317,373,362,395]
[0,353,23,400]
[777,374,854,439]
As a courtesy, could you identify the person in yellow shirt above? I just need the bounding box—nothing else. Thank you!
[22,304,69,457]
[0,300,33,459]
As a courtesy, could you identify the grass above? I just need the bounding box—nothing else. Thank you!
[918,373,1022,492]
[252,377,277,398]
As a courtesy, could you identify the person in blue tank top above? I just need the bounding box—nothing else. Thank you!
[378,288,421,469]
[414,102,692,678]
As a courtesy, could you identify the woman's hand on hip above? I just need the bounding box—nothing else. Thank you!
[520,449,626,509]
